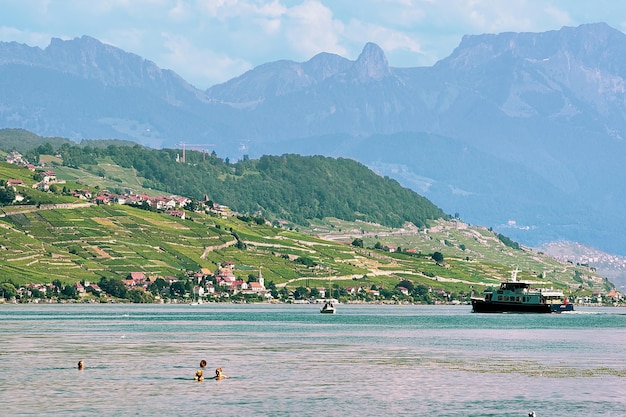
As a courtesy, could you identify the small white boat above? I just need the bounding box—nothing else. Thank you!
[320,301,336,314]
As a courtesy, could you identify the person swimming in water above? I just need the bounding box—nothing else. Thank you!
[194,369,204,381]
[77,360,84,370]
[214,367,227,380]
[200,359,207,369]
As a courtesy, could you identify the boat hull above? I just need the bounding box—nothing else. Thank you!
[472,299,574,313]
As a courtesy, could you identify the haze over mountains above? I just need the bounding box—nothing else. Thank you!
[1,23,626,255]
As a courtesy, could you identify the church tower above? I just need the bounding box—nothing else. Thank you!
[258,267,264,289]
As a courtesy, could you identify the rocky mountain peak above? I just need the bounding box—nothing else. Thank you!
[351,42,392,81]
[446,22,626,69]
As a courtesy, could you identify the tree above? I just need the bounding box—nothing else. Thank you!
[61,284,78,299]
[295,256,316,268]
[412,284,433,304]
[294,286,309,300]
[0,187,15,205]
[310,287,320,299]
[432,251,444,264]
[397,280,414,292]
[0,282,17,299]
[267,281,279,299]
[352,238,364,248]
[99,277,127,298]
[128,289,155,303]
[148,277,168,294]
[170,281,187,297]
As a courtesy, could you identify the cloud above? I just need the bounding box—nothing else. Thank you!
[283,1,347,59]
[428,0,572,34]
[344,20,422,55]
[196,0,286,19]
[160,32,252,88]
[0,26,53,48]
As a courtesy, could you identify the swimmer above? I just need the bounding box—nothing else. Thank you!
[194,369,204,382]
[77,360,84,370]
[200,359,207,369]
[214,367,227,380]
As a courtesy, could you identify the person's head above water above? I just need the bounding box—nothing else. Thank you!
[77,360,84,370]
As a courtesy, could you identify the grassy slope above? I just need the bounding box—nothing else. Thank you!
[0,160,609,296]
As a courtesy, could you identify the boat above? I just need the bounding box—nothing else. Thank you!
[320,300,336,314]
[320,281,336,314]
[471,268,574,313]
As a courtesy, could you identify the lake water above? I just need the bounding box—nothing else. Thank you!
[1,304,624,416]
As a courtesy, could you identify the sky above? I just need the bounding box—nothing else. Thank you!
[1,0,625,90]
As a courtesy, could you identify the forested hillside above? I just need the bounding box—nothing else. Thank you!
[29,139,447,227]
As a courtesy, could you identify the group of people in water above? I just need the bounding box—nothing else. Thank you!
[76,359,227,382]
[194,359,227,382]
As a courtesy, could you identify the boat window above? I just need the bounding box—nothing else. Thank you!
[498,296,502,301]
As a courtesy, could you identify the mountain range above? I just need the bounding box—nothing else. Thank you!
[1,23,626,255]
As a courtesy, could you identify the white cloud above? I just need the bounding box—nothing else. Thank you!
[196,0,286,19]
[0,26,52,48]
[284,1,346,59]
[160,32,252,88]
[344,20,422,55]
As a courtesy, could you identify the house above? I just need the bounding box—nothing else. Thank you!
[34,181,49,192]
[74,282,86,296]
[6,151,27,165]
[163,276,179,285]
[129,272,147,285]
[346,286,364,295]
[230,280,248,293]
[88,283,102,294]
[607,290,621,302]
[204,282,216,294]
[41,171,57,183]
[165,209,185,219]
[172,196,190,207]
[248,282,265,293]
[7,179,24,187]
[94,195,111,205]
[396,286,409,296]
[367,289,380,297]
[193,286,205,298]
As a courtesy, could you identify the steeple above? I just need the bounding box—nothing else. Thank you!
[258,267,264,289]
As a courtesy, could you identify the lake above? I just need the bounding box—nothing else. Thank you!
[1,304,624,416]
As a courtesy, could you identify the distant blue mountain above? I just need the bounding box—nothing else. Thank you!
[1,24,626,254]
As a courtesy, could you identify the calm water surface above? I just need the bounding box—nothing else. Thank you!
[0,304,624,416]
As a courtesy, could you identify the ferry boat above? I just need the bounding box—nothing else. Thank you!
[471,269,574,313]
